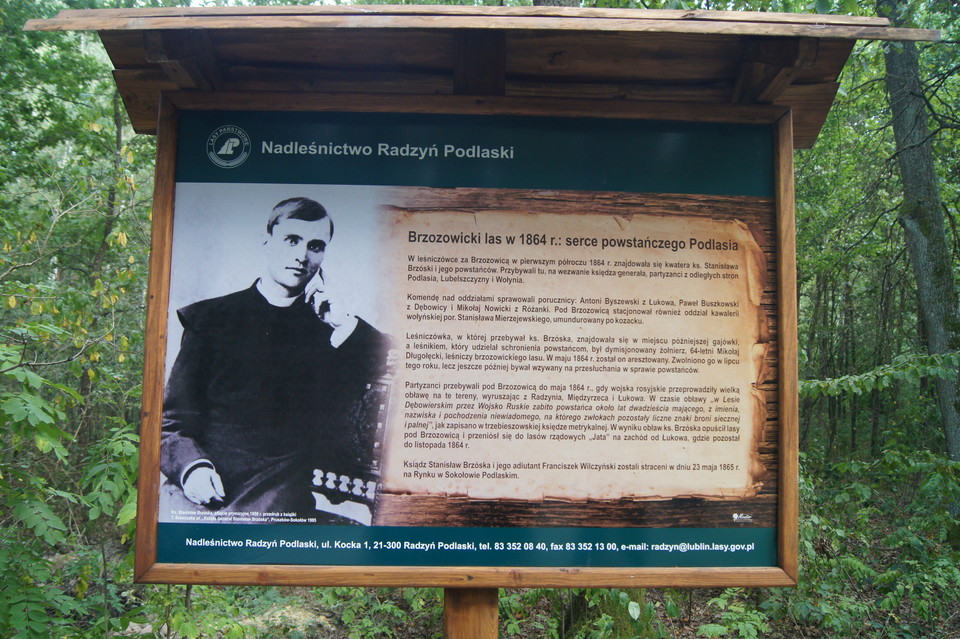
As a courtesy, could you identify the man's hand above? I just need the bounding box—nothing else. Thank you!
[182,466,225,506]
[305,274,350,328]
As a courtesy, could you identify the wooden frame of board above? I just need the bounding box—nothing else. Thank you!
[133,92,798,588]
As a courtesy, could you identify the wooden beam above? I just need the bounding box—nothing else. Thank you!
[189,30,225,90]
[113,69,178,134]
[774,111,799,585]
[163,90,789,125]
[778,82,840,148]
[733,37,818,104]
[144,31,222,90]
[134,96,178,581]
[506,79,732,103]
[115,86,799,137]
[24,13,940,42]
[221,66,453,95]
[136,562,798,587]
[454,30,506,95]
[27,6,897,28]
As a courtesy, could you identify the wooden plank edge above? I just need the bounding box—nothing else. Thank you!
[136,564,797,588]
[23,16,939,42]
[163,91,790,124]
[133,97,177,581]
[30,6,893,28]
[774,111,800,584]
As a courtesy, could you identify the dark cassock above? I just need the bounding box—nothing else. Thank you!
[160,284,390,524]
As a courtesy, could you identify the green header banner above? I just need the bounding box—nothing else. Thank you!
[178,111,773,197]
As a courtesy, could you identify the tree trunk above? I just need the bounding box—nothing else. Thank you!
[878,0,960,468]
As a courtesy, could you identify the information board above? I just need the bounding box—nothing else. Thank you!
[139,107,794,585]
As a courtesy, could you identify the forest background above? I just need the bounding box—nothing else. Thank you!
[1,0,958,637]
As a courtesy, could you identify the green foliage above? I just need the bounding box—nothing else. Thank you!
[0,1,155,637]
[760,450,960,637]
[541,588,670,639]
[133,585,258,639]
[0,531,71,638]
[318,587,442,639]
[801,351,960,398]
[790,0,960,461]
[500,588,561,637]
[80,423,139,526]
[698,589,770,639]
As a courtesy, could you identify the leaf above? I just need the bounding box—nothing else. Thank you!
[13,500,67,545]
[180,620,200,639]
[697,624,728,637]
[627,600,641,620]
[117,493,138,526]
[2,392,57,427]
[43,381,83,403]
[665,598,681,618]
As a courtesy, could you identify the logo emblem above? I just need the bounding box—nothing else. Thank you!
[206,125,251,168]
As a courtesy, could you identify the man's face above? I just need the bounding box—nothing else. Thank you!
[263,216,333,294]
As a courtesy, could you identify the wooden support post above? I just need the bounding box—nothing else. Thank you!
[444,588,499,639]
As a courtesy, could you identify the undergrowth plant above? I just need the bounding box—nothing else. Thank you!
[696,589,770,638]
[317,586,442,639]
[760,449,960,638]
[537,588,670,639]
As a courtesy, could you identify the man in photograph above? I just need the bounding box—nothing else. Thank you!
[160,197,391,525]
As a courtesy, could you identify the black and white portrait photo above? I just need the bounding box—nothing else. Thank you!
[159,184,394,526]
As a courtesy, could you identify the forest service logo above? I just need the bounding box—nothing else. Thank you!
[206,125,251,168]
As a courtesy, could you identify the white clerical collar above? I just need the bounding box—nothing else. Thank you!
[255,278,301,307]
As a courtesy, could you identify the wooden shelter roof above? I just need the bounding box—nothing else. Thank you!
[25,6,938,148]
